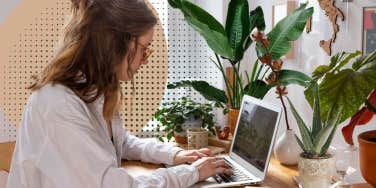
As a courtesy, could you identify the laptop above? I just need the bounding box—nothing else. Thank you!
[192,95,282,188]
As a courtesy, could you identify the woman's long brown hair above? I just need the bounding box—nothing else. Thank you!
[29,0,157,121]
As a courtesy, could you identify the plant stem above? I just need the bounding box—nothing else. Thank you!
[278,91,291,130]
[214,54,234,108]
[232,63,237,108]
[232,63,244,108]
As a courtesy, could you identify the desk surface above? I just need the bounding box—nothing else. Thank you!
[122,157,298,188]
[2,140,373,188]
[1,141,298,187]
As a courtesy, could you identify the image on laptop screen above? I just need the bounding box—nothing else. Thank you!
[232,101,279,171]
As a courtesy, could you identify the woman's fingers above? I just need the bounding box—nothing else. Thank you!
[192,150,207,158]
[192,157,233,181]
[213,160,228,168]
[198,148,212,156]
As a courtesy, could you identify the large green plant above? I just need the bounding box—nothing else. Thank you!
[167,0,313,111]
[289,50,376,157]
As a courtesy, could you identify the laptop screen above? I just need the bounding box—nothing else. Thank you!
[231,100,279,171]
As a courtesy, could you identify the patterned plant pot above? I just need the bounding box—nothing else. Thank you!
[173,119,202,144]
[298,153,335,188]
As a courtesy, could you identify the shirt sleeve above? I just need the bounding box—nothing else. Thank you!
[121,130,183,165]
[26,93,199,188]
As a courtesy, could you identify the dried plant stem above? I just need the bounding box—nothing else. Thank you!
[278,88,291,130]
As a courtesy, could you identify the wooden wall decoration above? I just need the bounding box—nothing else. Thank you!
[317,0,345,55]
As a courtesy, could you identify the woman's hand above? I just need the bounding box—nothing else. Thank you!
[191,157,232,181]
[173,148,212,164]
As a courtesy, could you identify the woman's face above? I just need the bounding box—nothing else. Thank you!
[117,27,155,81]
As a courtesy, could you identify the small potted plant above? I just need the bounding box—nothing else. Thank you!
[287,84,337,188]
[153,97,215,144]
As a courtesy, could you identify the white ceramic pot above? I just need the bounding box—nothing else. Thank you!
[298,154,335,188]
[274,129,302,165]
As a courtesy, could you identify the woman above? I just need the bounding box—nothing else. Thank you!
[7,0,231,187]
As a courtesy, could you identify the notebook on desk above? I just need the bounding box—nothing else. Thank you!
[192,95,282,188]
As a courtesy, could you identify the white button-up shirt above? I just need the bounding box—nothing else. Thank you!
[7,84,199,188]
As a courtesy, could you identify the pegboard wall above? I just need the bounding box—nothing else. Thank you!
[0,0,223,141]
[139,1,223,138]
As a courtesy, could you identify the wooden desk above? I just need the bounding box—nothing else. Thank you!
[2,141,374,187]
[1,141,298,187]
[122,156,299,188]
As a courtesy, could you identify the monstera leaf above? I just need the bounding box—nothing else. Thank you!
[264,3,313,60]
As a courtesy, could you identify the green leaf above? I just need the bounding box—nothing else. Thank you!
[167,131,174,141]
[225,0,250,61]
[295,134,308,153]
[304,82,314,107]
[328,52,346,70]
[351,51,376,70]
[313,109,341,154]
[244,80,272,99]
[243,7,265,51]
[312,65,329,80]
[249,6,265,31]
[277,69,312,87]
[317,69,376,125]
[319,122,339,156]
[175,1,235,60]
[311,84,322,138]
[266,4,313,60]
[167,80,228,105]
[287,97,314,152]
[168,0,182,8]
[334,51,361,72]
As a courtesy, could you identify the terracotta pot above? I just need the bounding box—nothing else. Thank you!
[228,109,239,135]
[358,130,376,186]
[174,135,187,144]
[298,153,335,188]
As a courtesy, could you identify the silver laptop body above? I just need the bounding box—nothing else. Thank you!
[193,95,282,188]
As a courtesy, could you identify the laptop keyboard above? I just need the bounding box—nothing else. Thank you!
[213,159,253,183]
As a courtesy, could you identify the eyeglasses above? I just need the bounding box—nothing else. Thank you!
[136,41,154,61]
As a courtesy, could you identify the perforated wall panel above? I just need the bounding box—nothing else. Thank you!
[0,0,168,141]
[139,2,223,138]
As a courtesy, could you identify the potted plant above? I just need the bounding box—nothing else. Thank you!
[152,97,215,144]
[287,84,337,188]
[287,50,376,187]
[167,0,313,135]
